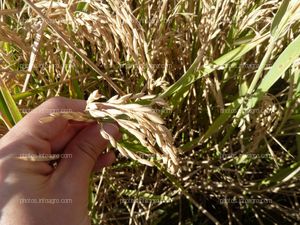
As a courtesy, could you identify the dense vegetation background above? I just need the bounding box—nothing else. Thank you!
[0,0,300,224]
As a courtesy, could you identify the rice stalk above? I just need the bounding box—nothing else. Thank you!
[1,0,300,223]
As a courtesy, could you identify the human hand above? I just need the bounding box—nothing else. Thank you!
[0,97,120,225]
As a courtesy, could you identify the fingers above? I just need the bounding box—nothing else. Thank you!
[19,97,87,140]
[55,123,119,183]
[0,97,89,153]
[93,151,116,172]
[50,122,91,153]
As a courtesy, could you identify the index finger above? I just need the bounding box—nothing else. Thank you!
[8,97,87,142]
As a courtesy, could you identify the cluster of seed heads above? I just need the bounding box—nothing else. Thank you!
[40,90,180,174]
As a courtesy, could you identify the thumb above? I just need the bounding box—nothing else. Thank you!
[55,123,119,183]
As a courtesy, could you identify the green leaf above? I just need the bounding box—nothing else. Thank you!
[270,0,290,37]
[297,134,300,162]
[119,189,173,203]
[180,97,243,150]
[247,33,300,109]
[0,92,13,128]
[0,79,22,125]
[13,88,45,101]
[160,35,268,99]
[108,181,173,203]
[260,162,300,187]
[201,97,243,142]
[119,140,150,154]
[76,2,89,12]
[70,69,84,99]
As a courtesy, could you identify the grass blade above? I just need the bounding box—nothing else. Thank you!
[247,33,300,110]
[201,97,243,142]
[271,0,290,37]
[160,35,268,99]
[0,93,13,128]
[0,79,22,125]
[260,162,300,187]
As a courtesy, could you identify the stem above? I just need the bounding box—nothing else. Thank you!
[247,37,277,95]
[154,162,221,225]
[234,37,277,124]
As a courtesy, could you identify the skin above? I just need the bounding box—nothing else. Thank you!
[0,97,121,225]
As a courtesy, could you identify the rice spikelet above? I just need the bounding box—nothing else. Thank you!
[40,90,180,174]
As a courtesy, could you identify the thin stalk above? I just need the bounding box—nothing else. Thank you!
[234,37,277,124]
[154,162,221,225]
[247,38,277,95]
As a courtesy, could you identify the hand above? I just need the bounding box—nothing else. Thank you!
[0,97,120,225]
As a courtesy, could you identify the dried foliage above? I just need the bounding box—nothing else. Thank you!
[1,0,300,224]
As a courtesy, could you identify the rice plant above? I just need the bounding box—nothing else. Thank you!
[1,0,300,224]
